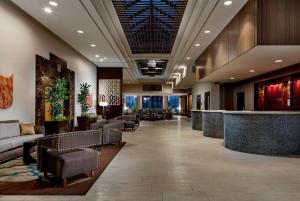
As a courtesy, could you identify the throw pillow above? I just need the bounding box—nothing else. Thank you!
[20,123,35,135]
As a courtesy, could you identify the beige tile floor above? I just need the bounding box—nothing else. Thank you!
[2,116,300,201]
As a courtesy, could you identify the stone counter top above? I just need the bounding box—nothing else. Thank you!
[201,110,226,113]
[223,111,300,115]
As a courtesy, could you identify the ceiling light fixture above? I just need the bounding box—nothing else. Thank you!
[274,59,283,63]
[44,7,52,13]
[230,77,236,80]
[204,30,211,34]
[186,57,191,60]
[90,44,96,47]
[49,1,58,6]
[249,69,255,73]
[103,57,107,60]
[100,59,104,62]
[224,1,233,6]
[195,43,200,47]
[77,30,84,34]
[95,55,99,58]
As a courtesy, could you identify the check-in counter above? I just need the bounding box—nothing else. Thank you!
[202,110,226,138]
[191,110,203,131]
[224,111,300,155]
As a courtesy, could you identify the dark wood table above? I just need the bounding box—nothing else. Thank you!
[23,140,37,164]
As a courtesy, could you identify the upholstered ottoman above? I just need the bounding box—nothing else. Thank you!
[124,121,135,130]
[45,149,98,186]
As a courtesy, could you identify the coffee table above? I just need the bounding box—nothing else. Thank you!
[23,140,37,164]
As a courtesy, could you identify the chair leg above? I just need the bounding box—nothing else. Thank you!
[63,178,68,187]
[91,170,95,177]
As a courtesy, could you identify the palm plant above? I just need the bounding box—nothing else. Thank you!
[46,78,69,121]
[77,83,91,116]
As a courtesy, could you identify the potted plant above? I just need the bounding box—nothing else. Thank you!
[130,104,139,114]
[45,78,69,135]
[76,83,92,131]
[165,106,173,120]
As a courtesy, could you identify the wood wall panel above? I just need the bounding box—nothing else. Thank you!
[289,0,300,44]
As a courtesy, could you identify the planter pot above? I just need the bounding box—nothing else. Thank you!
[77,116,89,131]
[165,112,173,120]
[45,120,70,135]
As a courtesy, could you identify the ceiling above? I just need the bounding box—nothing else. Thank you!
[11,0,249,85]
[137,59,168,77]
[112,0,187,54]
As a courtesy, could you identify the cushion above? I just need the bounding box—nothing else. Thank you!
[20,123,35,135]
[0,123,20,140]
[0,134,43,153]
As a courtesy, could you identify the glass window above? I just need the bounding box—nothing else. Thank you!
[142,96,163,109]
[126,96,137,108]
[168,96,179,108]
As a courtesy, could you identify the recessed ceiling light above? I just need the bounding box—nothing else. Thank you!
[95,54,99,58]
[44,7,52,13]
[224,1,232,6]
[103,57,108,60]
[186,57,191,60]
[274,59,283,63]
[100,59,104,62]
[90,44,96,47]
[77,30,84,34]
[49,1,58,6]
[195,43,200,47]
[230,77,236,80]
[204,30,211,34]
[249,69,255,73]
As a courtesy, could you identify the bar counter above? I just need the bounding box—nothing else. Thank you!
[191,110,203,131]
[202,110,225,138]
[224,111,300,155]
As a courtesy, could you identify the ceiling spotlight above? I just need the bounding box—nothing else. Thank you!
[224,1,232,6]
[100,59,104,62]
[274,59,283,63]
[103,57,107,60]
[204,30,211,34]
[77,30,84,34]
[186,57,191,60]
[49,1,58,6]
[230,77,236,80]
[249,69,255,73]
[195,43,200,47]
[95,54,99,58]
[44,7,52,13]
[90,44,96,47]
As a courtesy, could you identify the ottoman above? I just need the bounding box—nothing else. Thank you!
[45,149,98,186]
[124,121,135,130]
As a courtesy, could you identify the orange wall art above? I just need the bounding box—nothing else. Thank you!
[0,74,13,109]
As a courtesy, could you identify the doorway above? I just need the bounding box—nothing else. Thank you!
[237,92,245,111]
[204,92,210,110]
[196,95,201,110]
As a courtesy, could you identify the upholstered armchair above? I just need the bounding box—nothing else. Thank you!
[37,130,102,185]
[90,120,123,145]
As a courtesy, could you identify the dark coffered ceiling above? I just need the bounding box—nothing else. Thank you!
[112,0,187,54]
[137,59,168,77]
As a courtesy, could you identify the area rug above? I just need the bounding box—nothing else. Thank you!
[0,142,125,195]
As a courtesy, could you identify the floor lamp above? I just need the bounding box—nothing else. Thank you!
[99,101,108,119]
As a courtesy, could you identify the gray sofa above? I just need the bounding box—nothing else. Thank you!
[0,120,44,163]
[90,120,123,145]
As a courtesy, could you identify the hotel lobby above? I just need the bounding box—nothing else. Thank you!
[0,0,300,200]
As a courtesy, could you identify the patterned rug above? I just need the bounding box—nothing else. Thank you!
[0,159,39,182]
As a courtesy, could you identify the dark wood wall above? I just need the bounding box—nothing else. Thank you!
[196,0,300,80]
[96,67,123,118]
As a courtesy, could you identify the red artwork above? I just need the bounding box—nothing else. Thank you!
[0,74,13,109]
[293,79,300,108]
[87,93,92,107]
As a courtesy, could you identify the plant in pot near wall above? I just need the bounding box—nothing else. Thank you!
[165,106,173,120]
[45,78,69,135]
[130,105,139,114]
[76,83,92,131]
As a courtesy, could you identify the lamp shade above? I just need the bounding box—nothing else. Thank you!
[99,101,108,107]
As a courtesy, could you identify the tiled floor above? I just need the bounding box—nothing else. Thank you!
[2,116,300,201]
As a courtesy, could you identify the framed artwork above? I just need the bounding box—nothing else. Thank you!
[0,74,13,109]
[196,95,201,110]
[87,93,93,107]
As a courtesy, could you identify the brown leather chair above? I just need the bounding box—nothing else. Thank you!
[37,130,102,186]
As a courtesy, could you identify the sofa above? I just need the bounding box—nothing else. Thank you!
[90,120,123,145]
[0,120,44,163]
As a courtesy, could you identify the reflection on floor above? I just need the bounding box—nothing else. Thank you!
[2,116,300,201]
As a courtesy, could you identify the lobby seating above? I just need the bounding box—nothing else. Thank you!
[37,130,102,186]
[0,120,44,163]
[139,109,165,120]
[90,120,123,145]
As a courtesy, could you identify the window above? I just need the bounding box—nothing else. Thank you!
[126,96,137,108]
[142,96,163,109]
[168,96,179,109]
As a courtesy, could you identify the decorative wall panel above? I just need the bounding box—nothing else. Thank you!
[0,74,13,109]
[98,79,121,106]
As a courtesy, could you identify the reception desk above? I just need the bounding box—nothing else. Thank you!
[224,111,300,155]
[191,110,203,130]
[202,110,225,138]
